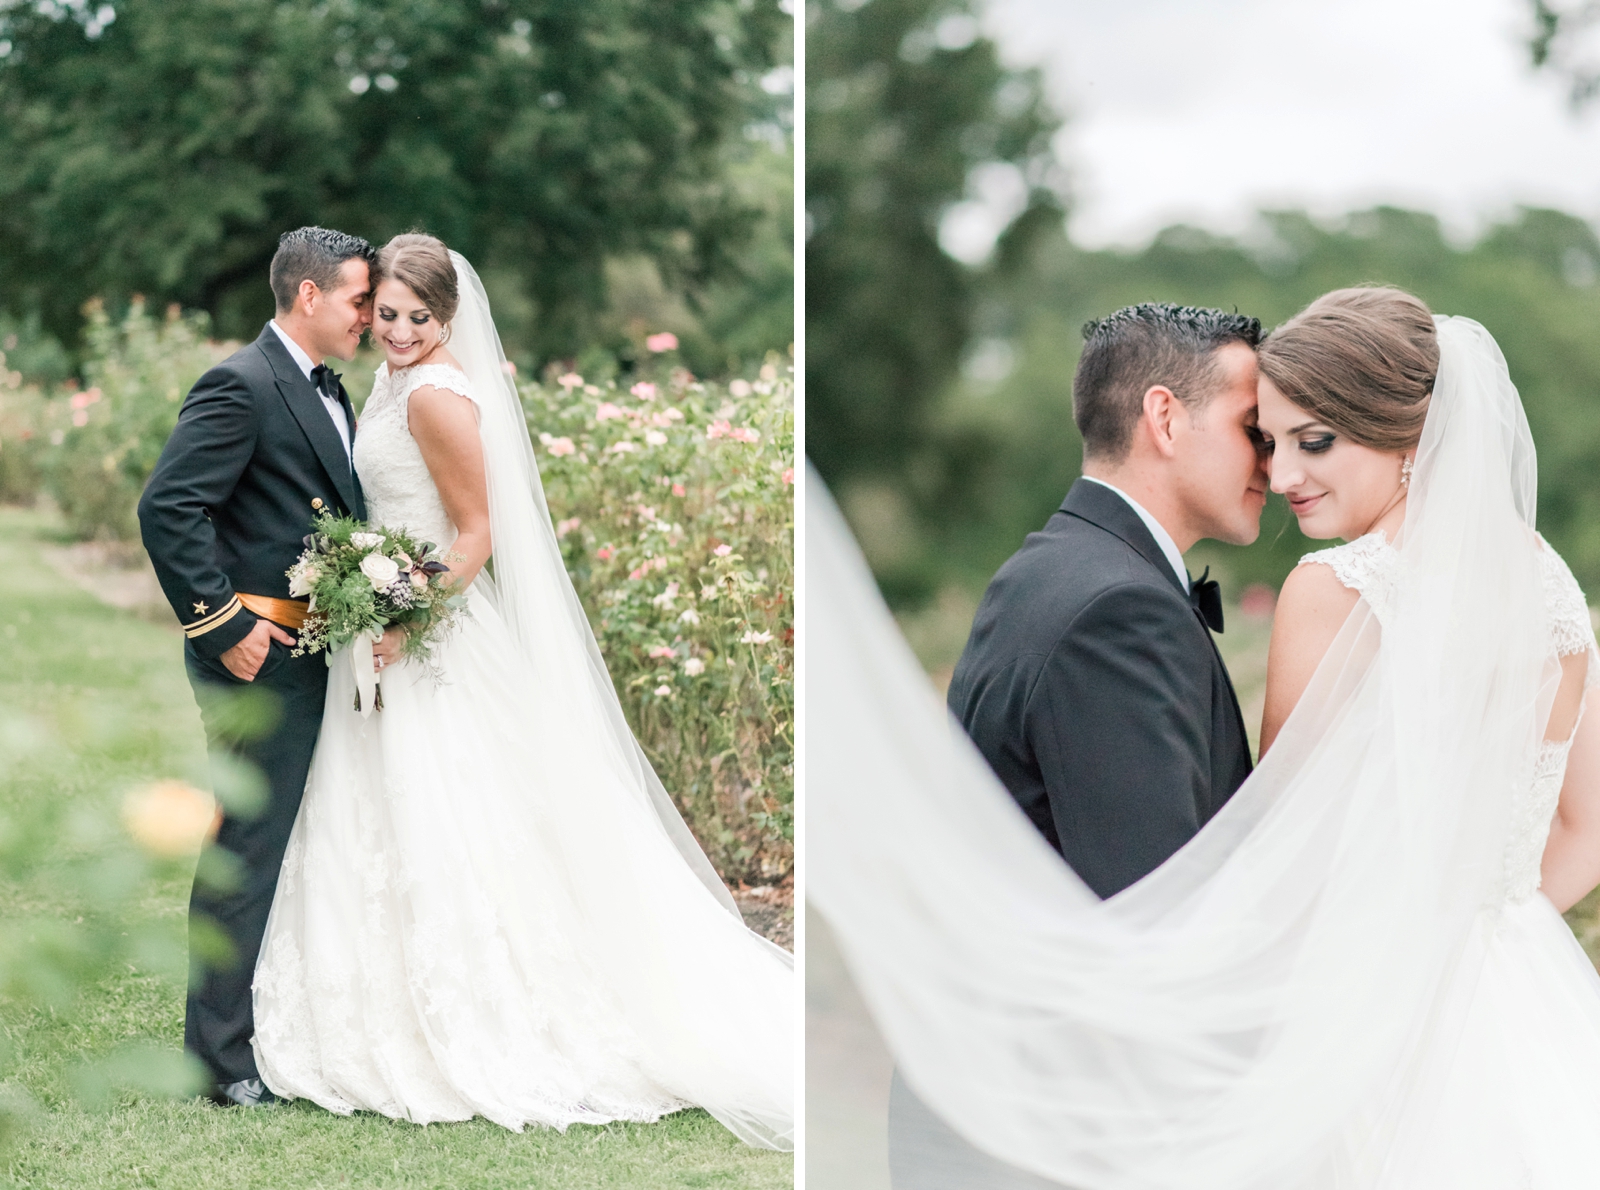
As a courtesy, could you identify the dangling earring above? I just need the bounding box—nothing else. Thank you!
[1400,455,1414,487]
[438,324,451,345]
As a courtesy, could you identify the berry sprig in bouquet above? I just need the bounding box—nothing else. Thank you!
[287,512,466,707]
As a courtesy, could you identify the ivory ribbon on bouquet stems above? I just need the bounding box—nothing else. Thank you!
[350,625,384,718]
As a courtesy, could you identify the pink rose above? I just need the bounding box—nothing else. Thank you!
[596,546,614,561]
[781,467,794,485]
[649,645,676,659]
[558,372,583,389]
[631,381,658,401]
[671,483,686,497]
[713,544,733,557]
[595,402,624,421]
[645,332,679,353]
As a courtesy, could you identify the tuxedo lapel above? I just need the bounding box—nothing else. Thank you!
[1059,479,1187,599]
[253,326,360,515]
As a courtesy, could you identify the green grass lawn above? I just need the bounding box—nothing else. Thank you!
[0,506,791,1189]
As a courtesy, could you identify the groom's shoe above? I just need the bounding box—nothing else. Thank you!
[209,1078,277,1108]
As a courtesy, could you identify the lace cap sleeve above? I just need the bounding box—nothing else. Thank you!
[1535,534,1600,684]
[1298,532,1400,623]
[394,363,479,409]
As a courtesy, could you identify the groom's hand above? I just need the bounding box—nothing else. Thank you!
[220,620,297,682]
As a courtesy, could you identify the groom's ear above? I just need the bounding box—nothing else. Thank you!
[294,278,321,317]
[1141,385,1183,459]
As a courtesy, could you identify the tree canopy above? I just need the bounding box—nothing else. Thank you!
[805,0,1062,483]
[0,0,789,365]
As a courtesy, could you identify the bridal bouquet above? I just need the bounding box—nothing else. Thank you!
[287,512,466,709]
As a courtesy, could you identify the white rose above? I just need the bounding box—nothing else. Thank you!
[350,532,386,550]
[360,552,400,590]
[684,657,705,676]
[288,560,320,597]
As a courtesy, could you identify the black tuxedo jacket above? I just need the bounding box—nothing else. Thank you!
[947,478,1252,899]
[138,324,366,658]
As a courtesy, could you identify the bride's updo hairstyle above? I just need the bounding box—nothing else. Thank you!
[375,233,460,326]
[1257,286,1438,452]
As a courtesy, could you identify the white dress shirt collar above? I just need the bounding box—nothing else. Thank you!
[268,320,352,462]
[1080,476,1190,592]
[268,319,318,380]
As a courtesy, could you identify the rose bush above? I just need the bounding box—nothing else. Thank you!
[521,353,794,883]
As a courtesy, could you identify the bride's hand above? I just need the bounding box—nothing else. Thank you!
[373,625,407,671]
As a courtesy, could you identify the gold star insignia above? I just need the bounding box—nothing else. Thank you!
[193,601,209,615]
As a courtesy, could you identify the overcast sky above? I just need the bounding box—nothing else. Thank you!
[971,0,1600,251]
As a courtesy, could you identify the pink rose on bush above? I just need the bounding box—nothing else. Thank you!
[631,381,658,401]
[595,402,624,421]
[713,544,732,557]
[645,332,679,353]
[781,467,794,485]
[649,645,677,659]
[558,372,583,389]
[596,546,614,561]
[671,483,686,497]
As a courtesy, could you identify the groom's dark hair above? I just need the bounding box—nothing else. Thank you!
[270,227,377,312]
[1074,303,1262,462]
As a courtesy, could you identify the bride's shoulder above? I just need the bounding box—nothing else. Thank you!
[1276,551,1364,626]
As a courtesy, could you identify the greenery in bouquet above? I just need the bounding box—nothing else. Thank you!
[288,512,465,667]
[519,342,794,883]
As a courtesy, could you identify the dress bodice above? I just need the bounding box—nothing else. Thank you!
[1302,531,1600,904]
[353,362,477,549]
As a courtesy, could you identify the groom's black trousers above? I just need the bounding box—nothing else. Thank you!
[183,638,327,1086]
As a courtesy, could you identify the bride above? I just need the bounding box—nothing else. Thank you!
[250,233,793,1150]
[812,287,1600,1186]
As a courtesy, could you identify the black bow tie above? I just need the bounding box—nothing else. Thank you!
[1189,567,1224,633]
[310,364,343,402]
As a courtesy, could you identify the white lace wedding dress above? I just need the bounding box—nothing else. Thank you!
[251,359,792,1147]
[1298,529,1600,1186]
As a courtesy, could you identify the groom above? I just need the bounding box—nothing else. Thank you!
[888,303,1267,1187]
[138,227,373,1107]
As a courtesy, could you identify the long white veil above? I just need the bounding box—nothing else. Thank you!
[810,317,1557,1186]
[446,251,742,919]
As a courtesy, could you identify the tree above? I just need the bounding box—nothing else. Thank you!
[1530,0,1600,106]
[0,0,788,363]
[805,0,1063,489]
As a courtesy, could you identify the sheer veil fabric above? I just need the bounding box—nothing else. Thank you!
[446,253,745,919]
[810,318,1560,1186]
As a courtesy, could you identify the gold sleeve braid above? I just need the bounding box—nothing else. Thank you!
[183,594,243,639]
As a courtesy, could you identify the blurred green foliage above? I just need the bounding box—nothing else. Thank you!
[29,301,227,540]
[0,0,792,372]
[805,0,1063,483]
[0,505,212,1151]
